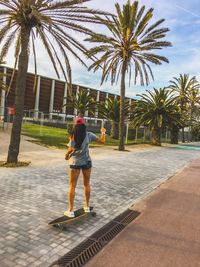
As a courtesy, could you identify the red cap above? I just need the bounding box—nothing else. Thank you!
[74,117,85,125]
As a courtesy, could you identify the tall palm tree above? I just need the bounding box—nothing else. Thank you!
[169,74,200,142]
[98,97,132,139]
[187,86,200,141]
[168,112,185,144]
[188,86,200,121]
[66,89,96,115]
[86,0,171,150]
[133,88,181,146]
[0,0,110,163]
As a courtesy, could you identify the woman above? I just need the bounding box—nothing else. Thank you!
[64,117,106,217]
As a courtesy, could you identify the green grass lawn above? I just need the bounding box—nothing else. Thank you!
[22,123,147,149]
[22,123,68,149]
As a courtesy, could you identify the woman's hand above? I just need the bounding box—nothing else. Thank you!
[65,147,75,160]
[65,153,70,160]
[96,127,106,144]
[100,127,106,135]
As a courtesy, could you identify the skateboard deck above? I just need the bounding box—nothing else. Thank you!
[49,207,96,227]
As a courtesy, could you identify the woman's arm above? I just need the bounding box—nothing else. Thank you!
[65,137,75,160]
[65,147,75,160]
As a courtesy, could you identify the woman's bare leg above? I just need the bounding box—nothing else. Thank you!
[82,168,92,208]
[68,169,80,211]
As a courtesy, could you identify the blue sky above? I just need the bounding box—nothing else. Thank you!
[3,0,200,99]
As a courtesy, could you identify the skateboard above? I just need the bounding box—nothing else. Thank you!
[49,207,96,229]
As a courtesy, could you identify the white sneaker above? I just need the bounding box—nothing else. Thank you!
[83,207,90,213]
[64,210,75,217]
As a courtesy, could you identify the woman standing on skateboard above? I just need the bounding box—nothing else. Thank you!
[64,116,106,217]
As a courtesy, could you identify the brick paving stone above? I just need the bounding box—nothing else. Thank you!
[46,254,60,264]
[57,247,70,256]
[50,243,59,248]
[39,254,50,262]
[3,252,18,261]
[14,259,29,267]
[34,261,44,266]
[26,256,37,263]
[38,263,50,267]
[18,252,29,259]
[1,259,16,267]
[0,249,5,255]
[1,144,200,266]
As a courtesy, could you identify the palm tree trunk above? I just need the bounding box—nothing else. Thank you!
[182,127,185,143]
[170,125,179,144]
[111,121,119,139]
[119,60,127,151]
[7,27,30,163]
[152,127,161,146]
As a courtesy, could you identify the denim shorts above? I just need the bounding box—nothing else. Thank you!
[70,161,92,170]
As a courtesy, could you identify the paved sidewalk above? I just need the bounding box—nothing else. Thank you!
[1,130,200,266]
[86,156,200,267]
[0,130,67,167]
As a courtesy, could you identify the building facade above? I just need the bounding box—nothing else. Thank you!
[0,66,134,119]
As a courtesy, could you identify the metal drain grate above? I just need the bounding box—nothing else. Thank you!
[113,209,140,225]
[51,209,140,267]
[51,239,103,267]
[89,221,120,240]
[65,241,102,267]
[98,223,125,245]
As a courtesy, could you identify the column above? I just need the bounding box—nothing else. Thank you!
[0,67,6,118]
[128,98,132,121]
[34,76,40,119]
[74,85,79,116]
[84,88,90,117]
[95,91,100,122]
[62,83,68,121]
[125,122,129,144]
[49,79,55,120]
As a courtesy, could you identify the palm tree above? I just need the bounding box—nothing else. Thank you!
[0,0,110,163]
[133,88,181,146]
[187,86,200,141]
[86,0,171,150]
[168,112,185,144]
[169,74,200,142]
[66,89,96,116]
[98,97,132,139]
[188,86,200,121]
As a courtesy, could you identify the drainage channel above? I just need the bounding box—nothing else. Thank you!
[50,209,140,267]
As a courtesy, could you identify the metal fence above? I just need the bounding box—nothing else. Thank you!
[22,109,108,132]
[0,107,12,130]
[0,107,193,143]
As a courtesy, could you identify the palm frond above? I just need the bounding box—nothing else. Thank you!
[0,0,113,85]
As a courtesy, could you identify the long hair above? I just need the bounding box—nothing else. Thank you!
[71,124,86,149]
